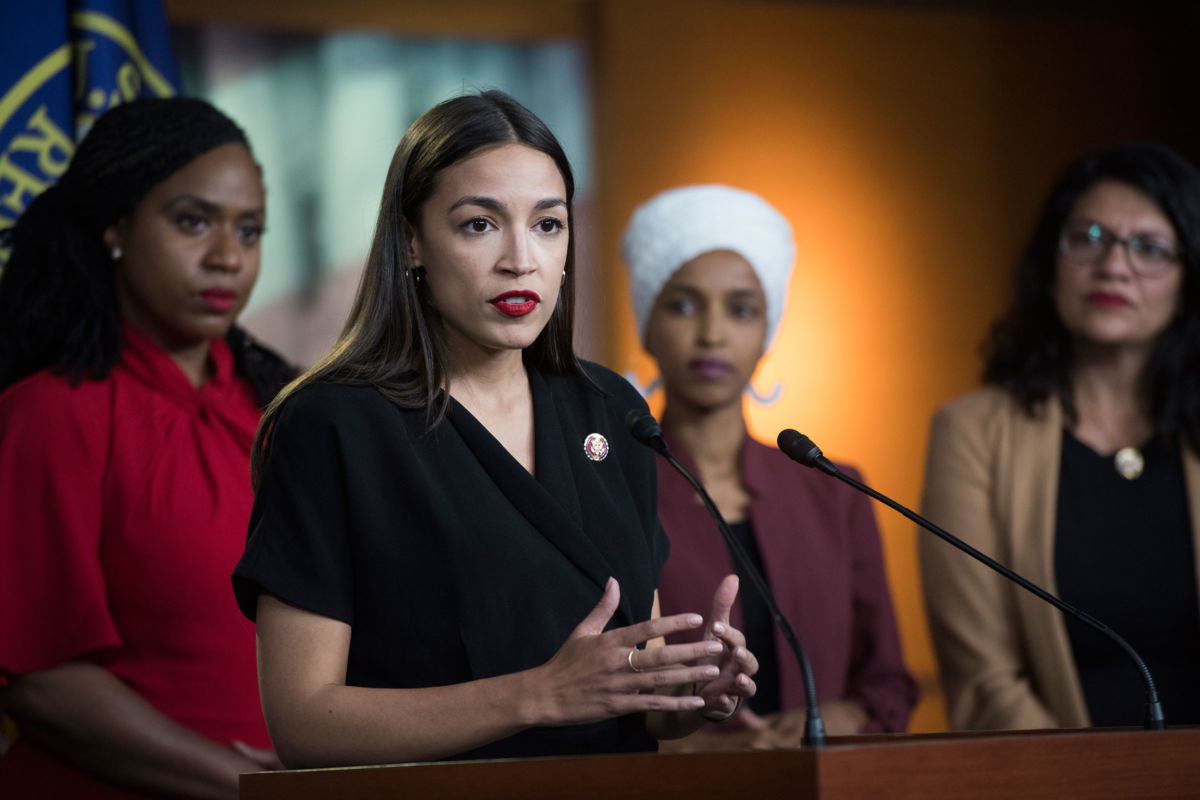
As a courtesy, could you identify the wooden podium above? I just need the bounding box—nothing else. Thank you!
[240,727,1200,799]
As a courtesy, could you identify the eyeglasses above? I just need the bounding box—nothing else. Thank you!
[1059,220,1182,278]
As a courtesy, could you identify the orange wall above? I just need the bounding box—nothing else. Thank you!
[590,0,1200,731]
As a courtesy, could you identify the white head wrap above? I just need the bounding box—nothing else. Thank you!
[620,184,796,346]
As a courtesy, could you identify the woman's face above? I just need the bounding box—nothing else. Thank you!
[410,143,569,363]
[645,250,768,414]
[106,143,264,353]
[1053,180,1183,354]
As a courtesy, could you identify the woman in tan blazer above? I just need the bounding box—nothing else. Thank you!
[920,143,1200,731]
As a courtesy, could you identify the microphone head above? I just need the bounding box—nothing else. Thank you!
[625,409,669,456]
[777,429,824,468]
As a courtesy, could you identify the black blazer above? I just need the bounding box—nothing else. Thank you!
[233,362,668,759]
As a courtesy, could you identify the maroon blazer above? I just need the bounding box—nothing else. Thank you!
[655,429,917,732]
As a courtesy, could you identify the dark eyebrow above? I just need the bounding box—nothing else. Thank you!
[163,194,265,218]
[447,195,567,213]
[449,195,501,212]
[1130,230,1177,243]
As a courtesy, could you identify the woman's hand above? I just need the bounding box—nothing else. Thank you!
[658,709,786,752]
[257,583,735,766]
[231,740,285,771]
[666,701,870,753]
[803,699,868,737]
[3,661,267,799]
[693,574,759,721]
[529,578,727,726]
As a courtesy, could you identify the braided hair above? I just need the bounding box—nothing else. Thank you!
[0,97,294,404]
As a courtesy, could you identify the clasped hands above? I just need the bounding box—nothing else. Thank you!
[532,574,757,726]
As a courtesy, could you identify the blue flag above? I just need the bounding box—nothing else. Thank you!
[0,1,179,262]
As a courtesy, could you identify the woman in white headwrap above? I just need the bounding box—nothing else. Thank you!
[622,185,917,749]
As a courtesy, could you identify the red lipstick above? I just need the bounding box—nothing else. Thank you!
[200,289,237,313]
[490,290,540,317]
[1086,291,1131,309]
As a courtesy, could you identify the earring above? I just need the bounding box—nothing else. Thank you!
[111,247,122,261]
[745,381,783,405]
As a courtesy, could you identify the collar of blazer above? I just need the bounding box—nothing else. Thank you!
[445,368,634,628]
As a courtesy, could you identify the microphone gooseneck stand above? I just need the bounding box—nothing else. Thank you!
[776,428,1166,731]
[625,411,826,747]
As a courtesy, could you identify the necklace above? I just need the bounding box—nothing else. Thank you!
[1113,446,1145,480]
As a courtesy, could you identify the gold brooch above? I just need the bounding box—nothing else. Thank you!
[1113,446,1144,480]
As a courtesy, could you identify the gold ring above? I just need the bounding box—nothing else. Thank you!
[627,647,644,673]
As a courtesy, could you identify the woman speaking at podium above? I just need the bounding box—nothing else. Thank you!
[233,91,758,766]
[920,143,1200,730]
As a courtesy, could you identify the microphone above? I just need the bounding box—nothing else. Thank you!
[625,409,669,457]
[776,429,838,475]
[625,410,827,747]
[777,428,1167,731]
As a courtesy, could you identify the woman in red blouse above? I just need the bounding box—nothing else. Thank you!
[0,98,293,799]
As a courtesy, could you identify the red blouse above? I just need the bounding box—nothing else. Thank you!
[0,324,270,797]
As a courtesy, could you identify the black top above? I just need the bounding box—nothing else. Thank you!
[725,519,781,715]
[1055,430,1200,726]
[233,363,670,759]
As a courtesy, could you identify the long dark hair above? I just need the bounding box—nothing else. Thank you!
[0,96,294,405]
[982,142,1200,450]
[252,90,581,483]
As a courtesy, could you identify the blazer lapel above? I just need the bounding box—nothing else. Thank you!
[1008,399,1061,593]
[531,369,583,530]
[535,369,635,627]
[1008,398,1090,726]
[446,371,629,625]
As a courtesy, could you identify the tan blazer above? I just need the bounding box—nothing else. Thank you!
[918,387,1200,730]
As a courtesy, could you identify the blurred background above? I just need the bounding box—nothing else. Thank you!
[77,0,1200,730]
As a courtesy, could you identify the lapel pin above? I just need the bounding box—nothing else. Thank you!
[583,432,609,462]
